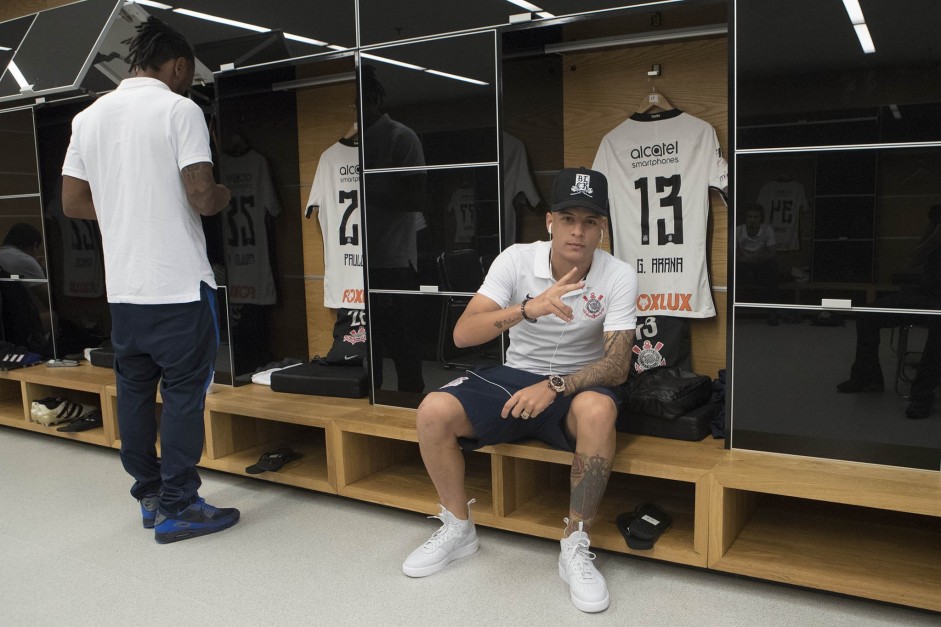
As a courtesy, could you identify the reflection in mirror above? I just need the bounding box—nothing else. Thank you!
[364,167,500,292]
[736,147,941,306]
[215,63,308,383]
[370,292,503,409]
[114,0,355,75]
[736,0,941,148]
[359,0,691,46]
[0,196,45,286]
[0,0,116,101]
[733,306,941,470]
[0,108,39,195]
[360,32,498,169]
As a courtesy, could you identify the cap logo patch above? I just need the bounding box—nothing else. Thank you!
[571,173,593,197]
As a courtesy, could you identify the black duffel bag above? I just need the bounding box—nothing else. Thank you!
[623,366,712,420]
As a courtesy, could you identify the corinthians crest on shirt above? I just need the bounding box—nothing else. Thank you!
[582,292,604,318]
[344,327,367,345]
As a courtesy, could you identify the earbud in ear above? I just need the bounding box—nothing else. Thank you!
[548,224,553,235]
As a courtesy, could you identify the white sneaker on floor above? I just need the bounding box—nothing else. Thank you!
[403,500,479,578]
[559,519,609,613]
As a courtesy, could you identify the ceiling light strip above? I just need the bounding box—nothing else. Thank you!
[127,0,173,9]
[853,23,875,54]
[172,8,270,33]
[360,52,425,71]
[841,0,866,24]
[505,0,543,12]
[424,69,489,85]
[284,33,329,47]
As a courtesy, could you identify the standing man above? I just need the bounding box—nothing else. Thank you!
[61,18,238,543]
[402,168,637,613]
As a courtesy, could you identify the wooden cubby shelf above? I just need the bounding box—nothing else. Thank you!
[1,366,938,611]
[710,452,941,612]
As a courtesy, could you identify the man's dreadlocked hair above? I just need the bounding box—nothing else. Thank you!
[126,17,193,73]
[360,64,385,106]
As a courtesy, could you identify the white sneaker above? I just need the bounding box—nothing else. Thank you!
[559,519,609,613]
[403,500,479,578]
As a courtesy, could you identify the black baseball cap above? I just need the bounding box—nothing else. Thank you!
[550,167,609,218]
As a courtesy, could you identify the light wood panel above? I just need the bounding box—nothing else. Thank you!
[710,497,941,612]
[563,38,729,379]
[296,79,357,357]
[0,0,72,22]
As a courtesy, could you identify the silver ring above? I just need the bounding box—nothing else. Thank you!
[520,411,530,419]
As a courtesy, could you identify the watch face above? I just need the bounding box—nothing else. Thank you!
[549,375,565,392]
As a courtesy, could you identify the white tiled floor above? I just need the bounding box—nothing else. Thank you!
[0,428,936,626]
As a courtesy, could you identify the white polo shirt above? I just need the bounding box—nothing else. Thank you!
[478,241,637,376]
[62,77,216,304]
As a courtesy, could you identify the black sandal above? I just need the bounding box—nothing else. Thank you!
[245,448,302,474]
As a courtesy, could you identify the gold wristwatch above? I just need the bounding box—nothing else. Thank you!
[548,374,566,396]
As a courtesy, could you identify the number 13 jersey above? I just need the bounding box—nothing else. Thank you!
[306,138,364,310]
[593,109,727,318]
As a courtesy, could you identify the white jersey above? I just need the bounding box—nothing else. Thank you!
[756,179,809,251]
[306,139,364,309]
[593,109,727,318]
[503,132,541,245]
[478,240,637,375]
[219,149,283,305]
[447,184,476,244]
[59,217,104,297]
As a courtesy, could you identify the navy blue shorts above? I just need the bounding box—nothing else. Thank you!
[438,365,619,452]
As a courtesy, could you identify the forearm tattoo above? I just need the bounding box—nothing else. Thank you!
[569,452,613,531]
[565,329,634,394]
[493,311,522,330]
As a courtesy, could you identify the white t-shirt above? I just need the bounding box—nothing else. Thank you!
[62,77,215,304]
[478,241,637,375]
[306,139,364,309]
[503,132,541,245]
[219,149,282,305]
[592,109,728,318]
[756,179,809,251]
[736,223,776,252]
[447,184,476,244]
[0,245,44,279]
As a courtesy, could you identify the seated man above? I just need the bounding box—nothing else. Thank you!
[735,203,778,320]
[403,168,637,613]
[838,204,941,418]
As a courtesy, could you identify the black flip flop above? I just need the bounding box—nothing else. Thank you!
[616,513,654,550]
[56,410,103,432]
[245,448,302,474]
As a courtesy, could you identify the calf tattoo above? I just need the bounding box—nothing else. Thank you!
[569,452,613,532]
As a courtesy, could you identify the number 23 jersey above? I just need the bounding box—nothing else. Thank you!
[592,109,727,318]
[306,138,364,310]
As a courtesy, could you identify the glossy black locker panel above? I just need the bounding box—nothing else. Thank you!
[735,147,941,307]
[369,291,503,409]
[736,0,941,149]
[359,31,498,169]
[732,306,941,469]
[363,166,500,292]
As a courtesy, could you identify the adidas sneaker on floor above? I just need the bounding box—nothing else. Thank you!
[402,501,479,577]
[154,498,240,544]
[559,519,609,613]
[30,397,97,426]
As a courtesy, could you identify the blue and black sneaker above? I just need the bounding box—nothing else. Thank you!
[140,495,159,529]
[154,498,240,544]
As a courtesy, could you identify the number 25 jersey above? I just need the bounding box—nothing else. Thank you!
[306,138,364,310]
[593,109,727,318]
